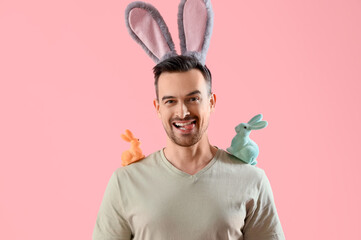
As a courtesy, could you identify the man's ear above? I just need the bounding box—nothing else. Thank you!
[153,99,161,118]
[210,93,216,112]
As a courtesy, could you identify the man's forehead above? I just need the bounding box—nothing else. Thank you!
[158,69,207,96]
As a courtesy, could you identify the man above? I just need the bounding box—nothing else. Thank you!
[93,55,285,239]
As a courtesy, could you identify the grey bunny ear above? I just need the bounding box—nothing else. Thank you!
[248,114,263,125]
[178,0,214,65]
[125,1,177,63]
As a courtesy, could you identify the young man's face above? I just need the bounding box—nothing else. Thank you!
[153,69,216,147]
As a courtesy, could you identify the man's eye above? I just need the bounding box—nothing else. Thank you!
[189,97,199,102]
[165,100,175,104]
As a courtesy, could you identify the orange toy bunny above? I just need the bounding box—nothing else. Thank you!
[121,129,145,166]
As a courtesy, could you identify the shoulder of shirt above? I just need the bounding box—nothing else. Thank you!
[112,150,163,176]
[112,148,267,182]
[217,148,267,181]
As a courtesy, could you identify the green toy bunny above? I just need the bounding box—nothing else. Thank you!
[227,114,268,165]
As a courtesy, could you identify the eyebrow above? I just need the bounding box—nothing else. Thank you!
[186,90,201,96]
[161,90,201,102]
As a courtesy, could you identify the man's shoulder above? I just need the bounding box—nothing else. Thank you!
[114,150,163,176]
[216,148,266,181]
[113,148,266,183]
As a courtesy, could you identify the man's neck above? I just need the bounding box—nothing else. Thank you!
[163,134,218,175]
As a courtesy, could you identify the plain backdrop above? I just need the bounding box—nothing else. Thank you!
[1,0,361,239]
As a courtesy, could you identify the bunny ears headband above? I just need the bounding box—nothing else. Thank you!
[125,0,214,65]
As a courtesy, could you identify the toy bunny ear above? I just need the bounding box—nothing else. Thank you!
[248,114,263,125]
[125,129,135,139]
[250,121,268,130]
[121,134,131,142]
[178,0,214,65]
[125,2,177,63]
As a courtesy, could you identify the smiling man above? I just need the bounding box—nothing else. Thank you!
[93,56,285,240]
[152,57,217,175]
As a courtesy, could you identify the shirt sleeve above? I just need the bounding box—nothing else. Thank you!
[243,169,285,240]
[93,171,133,240]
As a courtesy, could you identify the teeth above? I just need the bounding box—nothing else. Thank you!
[175,121,194,127]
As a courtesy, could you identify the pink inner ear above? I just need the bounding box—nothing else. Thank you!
[183,0,207,52]
[129,8,171,60]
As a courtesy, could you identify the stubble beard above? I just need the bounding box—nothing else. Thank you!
[163,118,209,147]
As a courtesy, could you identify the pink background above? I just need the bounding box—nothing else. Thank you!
[1,0,360,239]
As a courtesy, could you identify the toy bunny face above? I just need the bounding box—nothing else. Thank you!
[235,123,250,134]
[234,114,268,134]
[132,139,141,147]
[153,69,216,147]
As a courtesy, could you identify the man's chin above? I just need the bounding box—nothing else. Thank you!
[170,132,201,147]
[172,140,198,147]
[163,125,203,147]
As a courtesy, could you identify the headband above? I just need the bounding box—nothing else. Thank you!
[125,0,214,65]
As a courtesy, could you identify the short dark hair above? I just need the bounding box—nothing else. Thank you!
[153,55,212,100]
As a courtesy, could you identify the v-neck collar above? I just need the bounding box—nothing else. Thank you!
[159,147,220,179]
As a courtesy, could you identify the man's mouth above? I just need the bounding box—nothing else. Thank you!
[172,120,197,131]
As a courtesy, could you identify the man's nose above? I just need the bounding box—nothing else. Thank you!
[175,102,190,118]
